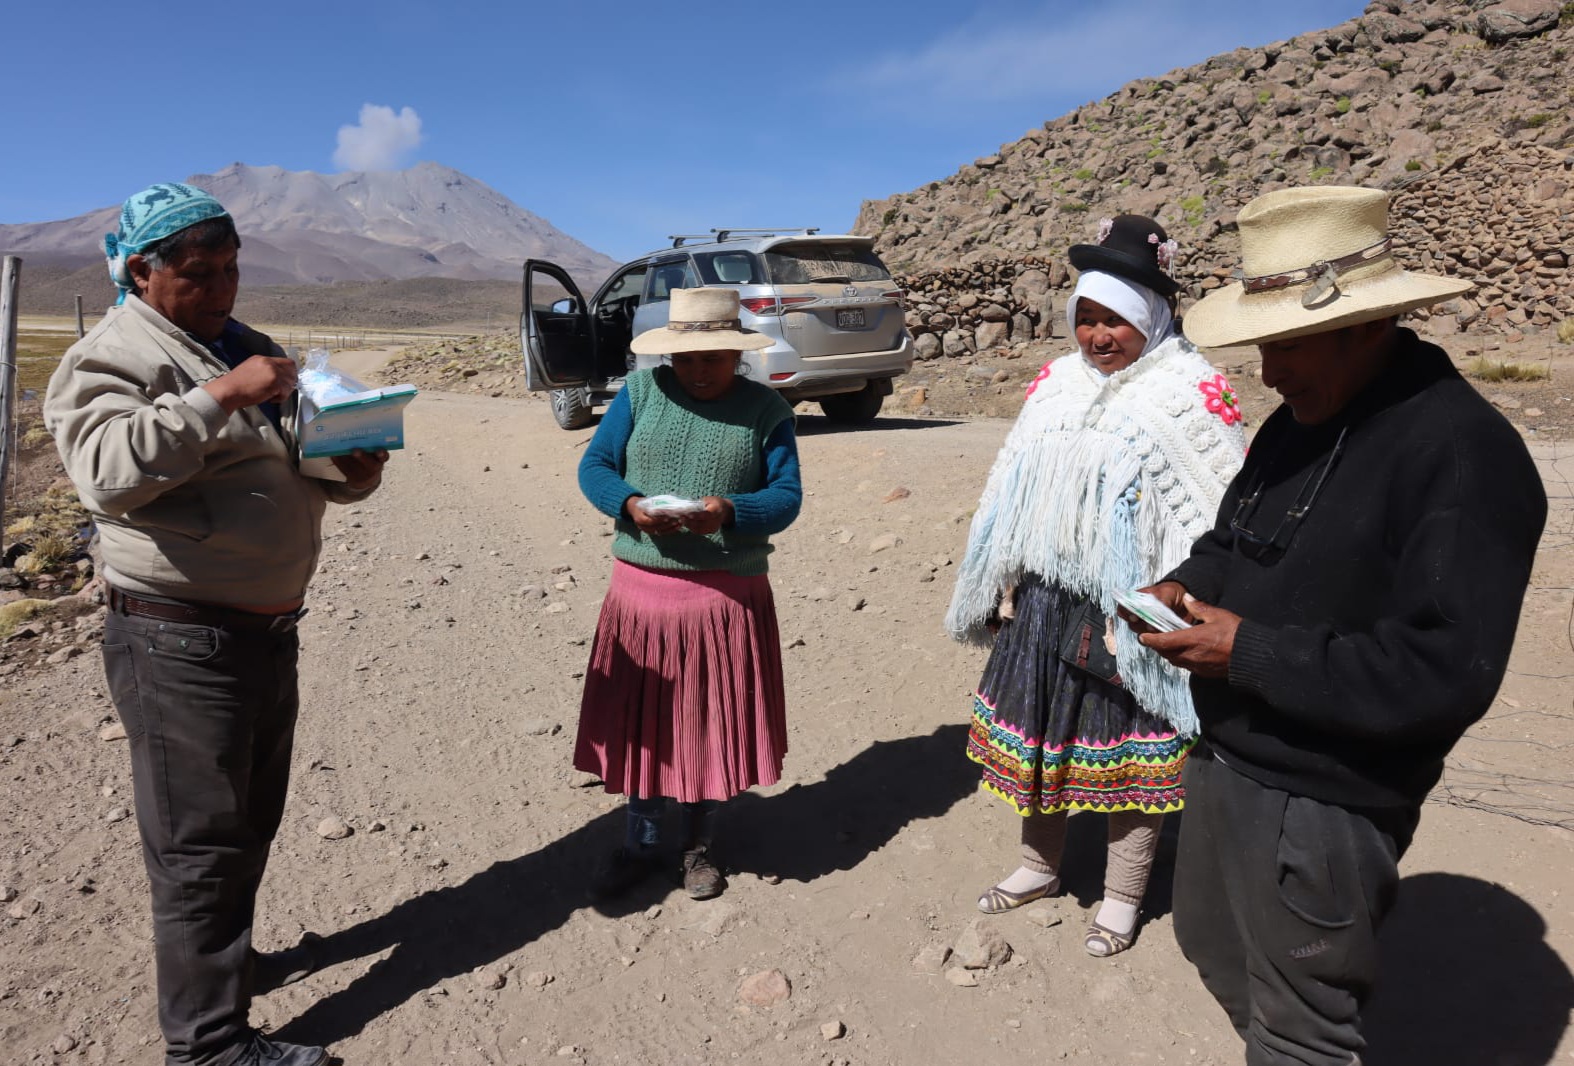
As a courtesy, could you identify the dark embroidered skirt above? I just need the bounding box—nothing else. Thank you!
[965,575,1192,815]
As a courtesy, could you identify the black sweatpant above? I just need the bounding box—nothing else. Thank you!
[103,609,302,1066]
[1173,748,1417,1066]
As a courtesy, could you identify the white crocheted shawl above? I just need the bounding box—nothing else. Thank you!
[944,334,1246,734]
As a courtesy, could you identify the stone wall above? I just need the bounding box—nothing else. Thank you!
[863,0,1574,349]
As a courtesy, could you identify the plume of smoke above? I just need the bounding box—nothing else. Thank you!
[333,104,423,171]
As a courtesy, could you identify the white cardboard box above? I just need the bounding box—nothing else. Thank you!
[298,384,418,459]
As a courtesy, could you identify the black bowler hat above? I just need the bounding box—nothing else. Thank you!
[1068,214,1180,297]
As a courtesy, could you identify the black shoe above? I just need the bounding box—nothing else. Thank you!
[682,846,727,901]
[252,934,321,994]
[229,1031,328,1066]
[590,847,662,901]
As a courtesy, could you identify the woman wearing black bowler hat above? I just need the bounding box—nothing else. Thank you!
[944,215,1246,956]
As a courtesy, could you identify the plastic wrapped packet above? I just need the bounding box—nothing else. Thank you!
[296,348,418,460]
[1113,588,1190,633]
[637,494,709,516]
[298,348,372,405]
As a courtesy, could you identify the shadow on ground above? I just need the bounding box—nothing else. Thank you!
[723,723,974,880]
[795,414,968,435]
[273,723,974,1049]
[1363,871,1571,1065]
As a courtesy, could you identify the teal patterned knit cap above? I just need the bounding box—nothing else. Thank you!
[104,183,230,305]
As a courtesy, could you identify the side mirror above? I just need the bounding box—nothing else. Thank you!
[550,297,579,314]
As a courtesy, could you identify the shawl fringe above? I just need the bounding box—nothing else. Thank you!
[945,336,1246,735]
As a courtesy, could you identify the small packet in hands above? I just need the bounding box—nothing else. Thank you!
[637,494,709,516]
[1114,588,1190,633]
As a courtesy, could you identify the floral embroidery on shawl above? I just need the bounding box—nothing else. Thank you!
[1025,361,1054,398]
[1198,374,1241,425]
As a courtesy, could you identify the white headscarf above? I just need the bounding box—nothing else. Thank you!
[1066,271,1176,364]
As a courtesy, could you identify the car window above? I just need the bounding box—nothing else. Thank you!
[644,259,698,302]
[530,279,578,312]
[599,264,648,304]
[694,251,763,285]
[763,241,892,285]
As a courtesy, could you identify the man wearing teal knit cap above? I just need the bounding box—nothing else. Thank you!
[45,183,389,1066]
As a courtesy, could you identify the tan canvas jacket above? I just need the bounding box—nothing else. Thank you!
[43,295,374,606]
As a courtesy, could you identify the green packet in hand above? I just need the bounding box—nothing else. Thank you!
[1113,588,1189,633]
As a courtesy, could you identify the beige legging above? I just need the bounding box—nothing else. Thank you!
[1020,809,1162,907]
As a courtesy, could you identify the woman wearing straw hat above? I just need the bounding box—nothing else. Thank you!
[945,216,1245,956]
[574,287,802,901]
[1128,186,1546,1064]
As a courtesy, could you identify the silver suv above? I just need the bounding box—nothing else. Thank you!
[521,228,915,429]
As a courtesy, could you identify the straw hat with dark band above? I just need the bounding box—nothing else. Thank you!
[630,287,773,355]
[1185,186,1472,349]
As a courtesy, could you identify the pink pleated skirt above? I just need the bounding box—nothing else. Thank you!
[573,560,788,802]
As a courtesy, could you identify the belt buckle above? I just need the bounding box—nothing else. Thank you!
[268,608,307,634]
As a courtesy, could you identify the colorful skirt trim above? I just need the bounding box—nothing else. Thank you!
[965,574,1193,816]
[574,560,787,803]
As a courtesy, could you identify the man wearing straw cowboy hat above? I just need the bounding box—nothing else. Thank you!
[45,183,387,1066]
[1124,186,1546,1064]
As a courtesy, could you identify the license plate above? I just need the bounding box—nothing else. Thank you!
[835,308,865,330]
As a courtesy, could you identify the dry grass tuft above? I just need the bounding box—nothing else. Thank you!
[1467,357,1550,382]
[5,482,90,581]
[14,532,78,575]
[1557,319,1574,345]
[0,598,52,640]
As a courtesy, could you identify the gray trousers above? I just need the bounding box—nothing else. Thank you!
[102,609,302,1066]
[1173,749,1417,1066]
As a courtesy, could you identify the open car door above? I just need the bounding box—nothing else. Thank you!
[521,260,596,391]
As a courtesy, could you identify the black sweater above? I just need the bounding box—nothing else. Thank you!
[1167,330,1546,809]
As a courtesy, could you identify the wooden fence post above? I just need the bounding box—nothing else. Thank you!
[0,256,22,559]
[75,294,85,338]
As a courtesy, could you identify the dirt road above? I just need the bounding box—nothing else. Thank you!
[3,351,1572,1065]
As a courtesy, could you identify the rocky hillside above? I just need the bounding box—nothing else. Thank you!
[855,0,1574,355]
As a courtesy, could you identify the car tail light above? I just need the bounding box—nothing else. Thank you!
[882,289,905,303]
[740,296,816,316]
[769,372,794,381]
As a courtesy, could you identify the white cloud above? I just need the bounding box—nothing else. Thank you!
[838,2,1343,114]
[333,104,424,171]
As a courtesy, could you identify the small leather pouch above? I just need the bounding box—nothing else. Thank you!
[1057,598,1123,687]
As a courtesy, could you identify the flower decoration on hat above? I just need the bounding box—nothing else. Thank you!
[1070,214,1180,299]
[1154,237,1179,276]
[1198,374,1241,425]
[1024,360,1054,398]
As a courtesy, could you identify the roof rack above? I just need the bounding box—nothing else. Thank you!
[668,227,820,248]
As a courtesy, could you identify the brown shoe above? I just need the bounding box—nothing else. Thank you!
[681,846,727,900]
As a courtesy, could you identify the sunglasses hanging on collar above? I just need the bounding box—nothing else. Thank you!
[1229,426,1350,563]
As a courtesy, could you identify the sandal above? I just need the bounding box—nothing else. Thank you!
[976,878,1055,915]
[1084,919,1135,957]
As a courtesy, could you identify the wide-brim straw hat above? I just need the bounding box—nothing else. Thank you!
[629,287,773,354]
[1185,186,1472,348]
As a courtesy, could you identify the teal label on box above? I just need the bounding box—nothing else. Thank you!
[298,387,417,459]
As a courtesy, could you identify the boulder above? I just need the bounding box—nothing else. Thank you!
[1476,0,1561,43]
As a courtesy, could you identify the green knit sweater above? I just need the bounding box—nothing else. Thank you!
[612,369,793,575]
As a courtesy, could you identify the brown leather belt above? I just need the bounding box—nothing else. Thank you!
[106,586,307,633]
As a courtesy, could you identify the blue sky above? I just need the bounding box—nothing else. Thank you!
[2,0,1365,263]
